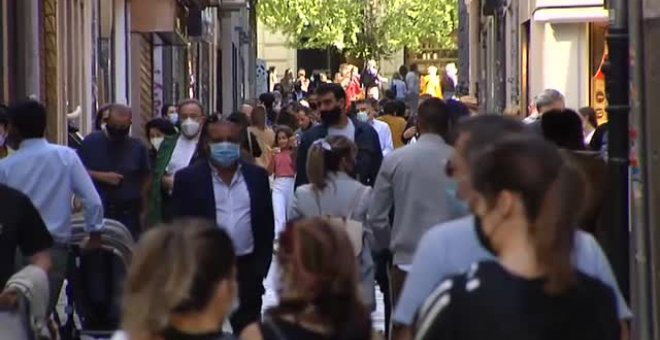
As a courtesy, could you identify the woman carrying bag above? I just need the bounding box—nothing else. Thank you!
[288,136,375,309]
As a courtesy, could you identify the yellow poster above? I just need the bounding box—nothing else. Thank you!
[592,52,608,126]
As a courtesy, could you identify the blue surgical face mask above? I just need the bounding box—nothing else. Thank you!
[209,142,241,168]
[446,179,470,217]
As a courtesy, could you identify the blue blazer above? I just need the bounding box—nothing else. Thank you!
[171,160,274,278]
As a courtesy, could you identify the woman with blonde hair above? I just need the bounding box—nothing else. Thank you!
[112,219,238,340]
[242,218,373,340]
[288,135,375,309]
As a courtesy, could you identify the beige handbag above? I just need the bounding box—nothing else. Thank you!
[315,187,365,256]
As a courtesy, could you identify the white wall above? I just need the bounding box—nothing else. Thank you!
[529,22,589,110]
[256,20,297,77]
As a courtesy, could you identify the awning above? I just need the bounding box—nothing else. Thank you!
[533,6,609,23]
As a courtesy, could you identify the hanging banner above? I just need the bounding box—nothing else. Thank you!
[592,50,608,126]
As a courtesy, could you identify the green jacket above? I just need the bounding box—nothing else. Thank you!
[147,134,180,226]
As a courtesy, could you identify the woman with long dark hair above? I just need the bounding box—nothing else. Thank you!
[242,218,373,340]
[414,136,619,340]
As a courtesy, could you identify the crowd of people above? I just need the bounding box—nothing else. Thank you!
[0,58,627,340]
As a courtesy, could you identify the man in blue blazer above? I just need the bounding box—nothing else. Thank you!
[171,115,274,334]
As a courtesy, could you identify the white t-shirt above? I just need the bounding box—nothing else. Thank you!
[328,119,356,142]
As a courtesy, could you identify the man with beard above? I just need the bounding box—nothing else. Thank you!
[294,83,383,188]
[78,104,151,240]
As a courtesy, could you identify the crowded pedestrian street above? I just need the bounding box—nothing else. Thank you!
[1,0,659,339]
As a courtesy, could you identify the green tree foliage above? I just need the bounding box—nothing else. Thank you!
[257,0,458,60]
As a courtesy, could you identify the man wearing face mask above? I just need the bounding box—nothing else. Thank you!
[355,98,393,157]
[295,83,383,188]
[78,104,151,239]
[171,116,274,335]
[148,99,206,226]
[391,115,632,340]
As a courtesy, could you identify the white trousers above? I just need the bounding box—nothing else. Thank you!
[272,177,295,237]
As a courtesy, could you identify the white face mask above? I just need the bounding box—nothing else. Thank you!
[150,137,164,151]
[357,111,369,122]
[168,113,179,124]
[180,118,201,138]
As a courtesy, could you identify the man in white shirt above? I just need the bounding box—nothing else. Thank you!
[148,99,206,225]
[171,117,274,334]
[356,99,394,157]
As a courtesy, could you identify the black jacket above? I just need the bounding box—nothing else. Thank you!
[171,160,274,278]
[295,118,383,188]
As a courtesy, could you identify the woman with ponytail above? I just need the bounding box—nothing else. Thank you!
[414,136,620,340]
[288,135,375,309]
[242,218,373,340]
[112,219,238,340]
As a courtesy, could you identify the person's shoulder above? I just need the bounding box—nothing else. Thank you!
[240,160,269,179]
[80,131,106,146]
[301,125,326,142]
[425,215,476,241]
[176,161,207,178]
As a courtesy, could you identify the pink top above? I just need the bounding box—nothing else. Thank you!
[273,150,296,178]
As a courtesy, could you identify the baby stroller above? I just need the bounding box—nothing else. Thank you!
[0,266,51,340]
[58,216,134,340]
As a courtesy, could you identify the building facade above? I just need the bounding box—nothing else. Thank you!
[468,0,609,114]
[0,0,254,144]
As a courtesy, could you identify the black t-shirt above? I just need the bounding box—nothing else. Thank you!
[0,184,53,287]
[415,261,620,340]
[77,131,150,203]
[260,317,331,340]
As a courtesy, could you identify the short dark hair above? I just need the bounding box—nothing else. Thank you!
[410,63,419,72]
[259,93,275,108]
[541,109,585,150]
[160,103,174,118]
[456,115,531,157]
[417,98,450,138]
[145,118,177,136]
[9,100,47,139]
[315,83,346,102]
[383,100,406,117]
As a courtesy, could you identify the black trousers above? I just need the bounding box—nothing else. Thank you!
[105,199,142,240]
[230,254,265,334]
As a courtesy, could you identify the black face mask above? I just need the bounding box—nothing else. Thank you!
[106,125,130,139]
[320,106,342,126]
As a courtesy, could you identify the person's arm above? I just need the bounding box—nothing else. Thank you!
[17,193,53,274]
[366,159,393,252]
[258,170,275,278]
[382,125,394,157]
[170,171,187,219]
[70,152,104,233]
[369,131,384,185]
[140,145,153,228]
[88,170,124,186]
[294,134,310,188]
[288,189,303,221]
[393,229,450,339]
